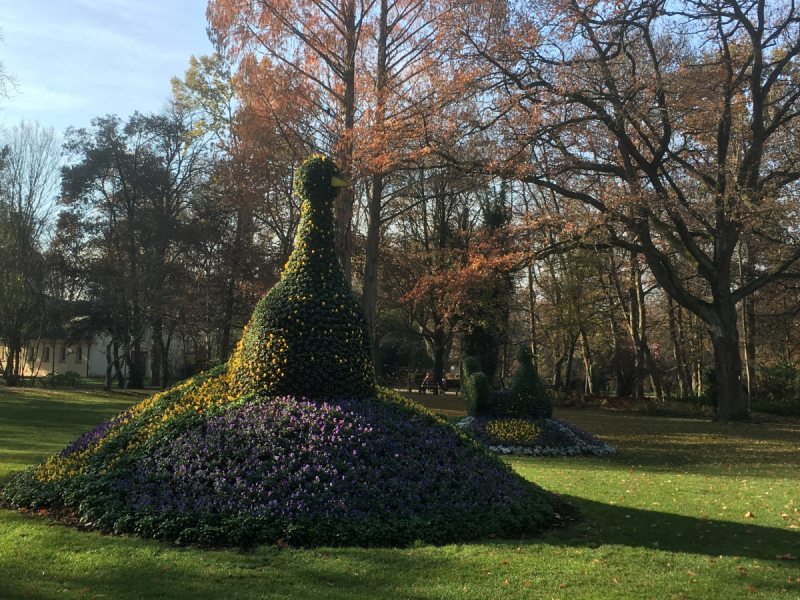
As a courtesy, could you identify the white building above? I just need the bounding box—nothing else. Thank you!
[1,334,193,381]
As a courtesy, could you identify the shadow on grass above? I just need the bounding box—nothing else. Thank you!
[0,389,142,484]
[0,519,453,600]
[555,409,800,472]
[559,495,800,561]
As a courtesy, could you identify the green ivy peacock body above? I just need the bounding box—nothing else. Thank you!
[229,156,375,400]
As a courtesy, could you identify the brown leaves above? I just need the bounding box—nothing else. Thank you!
[745,511,755,518]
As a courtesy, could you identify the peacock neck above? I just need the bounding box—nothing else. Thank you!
[284,196,344,284]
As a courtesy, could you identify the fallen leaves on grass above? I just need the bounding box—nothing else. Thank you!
[745,511,755,518]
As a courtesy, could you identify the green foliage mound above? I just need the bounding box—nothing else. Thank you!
[507,346,553,418]
[458,348,610,456]
[230,156,374,400]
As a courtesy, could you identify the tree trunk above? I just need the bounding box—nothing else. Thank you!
[363,173,383,377]
[579,328,594,394]
[334,0,358,283]
[161,333,171,390]
[104,343,114,392]
[151,317,162,388]
[668,297,691,397]
[739,242,757,401]
[553,355,565,390]
[128,338,144,389]
[745,299,756,397]
[527,265,537,367]
[711,297,747,422]
[113,343,125,389]
[432,326,445,394]
[220,276,236,363]
[361,0,389,378]
[563,335,577,392]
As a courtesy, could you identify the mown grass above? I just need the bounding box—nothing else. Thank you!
[0,389,798,599]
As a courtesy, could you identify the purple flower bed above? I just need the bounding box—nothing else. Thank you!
[59,410,132,457]
[10,393,555,547]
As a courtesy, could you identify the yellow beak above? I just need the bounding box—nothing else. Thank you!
[331,176,351,187]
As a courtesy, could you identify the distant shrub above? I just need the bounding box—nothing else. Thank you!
[45,371,82,388]
[757,361,800,402]
[751,399,800,418]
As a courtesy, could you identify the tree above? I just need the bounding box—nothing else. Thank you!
[208,0,455,378]
[208,0,367,281]
[451,0,800,421]
[0,27,18,102]
[0,122,60,386]
[462,182,514,384]
[59,109,209,388]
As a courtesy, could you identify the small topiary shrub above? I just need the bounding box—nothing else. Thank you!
[509,346,552,418]
[461,356,491,415]
[229,156,374,401]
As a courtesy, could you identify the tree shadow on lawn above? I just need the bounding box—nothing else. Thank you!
[557,494,800,563]
[555,414,800,472]
[0,520,454,600]
[0,389,140,484]
[0,501,797,600]
[0,389,137,439]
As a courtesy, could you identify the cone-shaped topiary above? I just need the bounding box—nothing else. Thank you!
[229,155,375,400]
[509,346,553,417]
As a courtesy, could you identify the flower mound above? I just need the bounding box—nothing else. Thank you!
[2,156,558,547]
[457,416,616,457]
[3,374,556,547]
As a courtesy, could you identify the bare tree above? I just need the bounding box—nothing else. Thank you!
[0,121,61,385]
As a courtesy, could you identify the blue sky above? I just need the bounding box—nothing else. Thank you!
[0,0,216,134]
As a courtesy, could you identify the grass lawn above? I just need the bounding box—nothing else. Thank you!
[0,388,798,599]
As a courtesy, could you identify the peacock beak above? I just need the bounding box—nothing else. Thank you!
[331,176,351,187]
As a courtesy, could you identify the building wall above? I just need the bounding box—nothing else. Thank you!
[1,335,187,380]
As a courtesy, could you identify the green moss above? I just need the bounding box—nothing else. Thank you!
[230,156,375,400]
[509,346,552,418]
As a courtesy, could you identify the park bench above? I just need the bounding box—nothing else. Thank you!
[415,376,440,394]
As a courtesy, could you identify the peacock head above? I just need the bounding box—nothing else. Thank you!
[294,155,350,213]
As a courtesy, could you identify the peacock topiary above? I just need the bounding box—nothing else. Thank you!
[229,155,375,401]
[3,156,559,547]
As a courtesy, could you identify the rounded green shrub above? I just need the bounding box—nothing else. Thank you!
[509,346,552,418]
[461,356,491,416]
[229,156,375,400]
